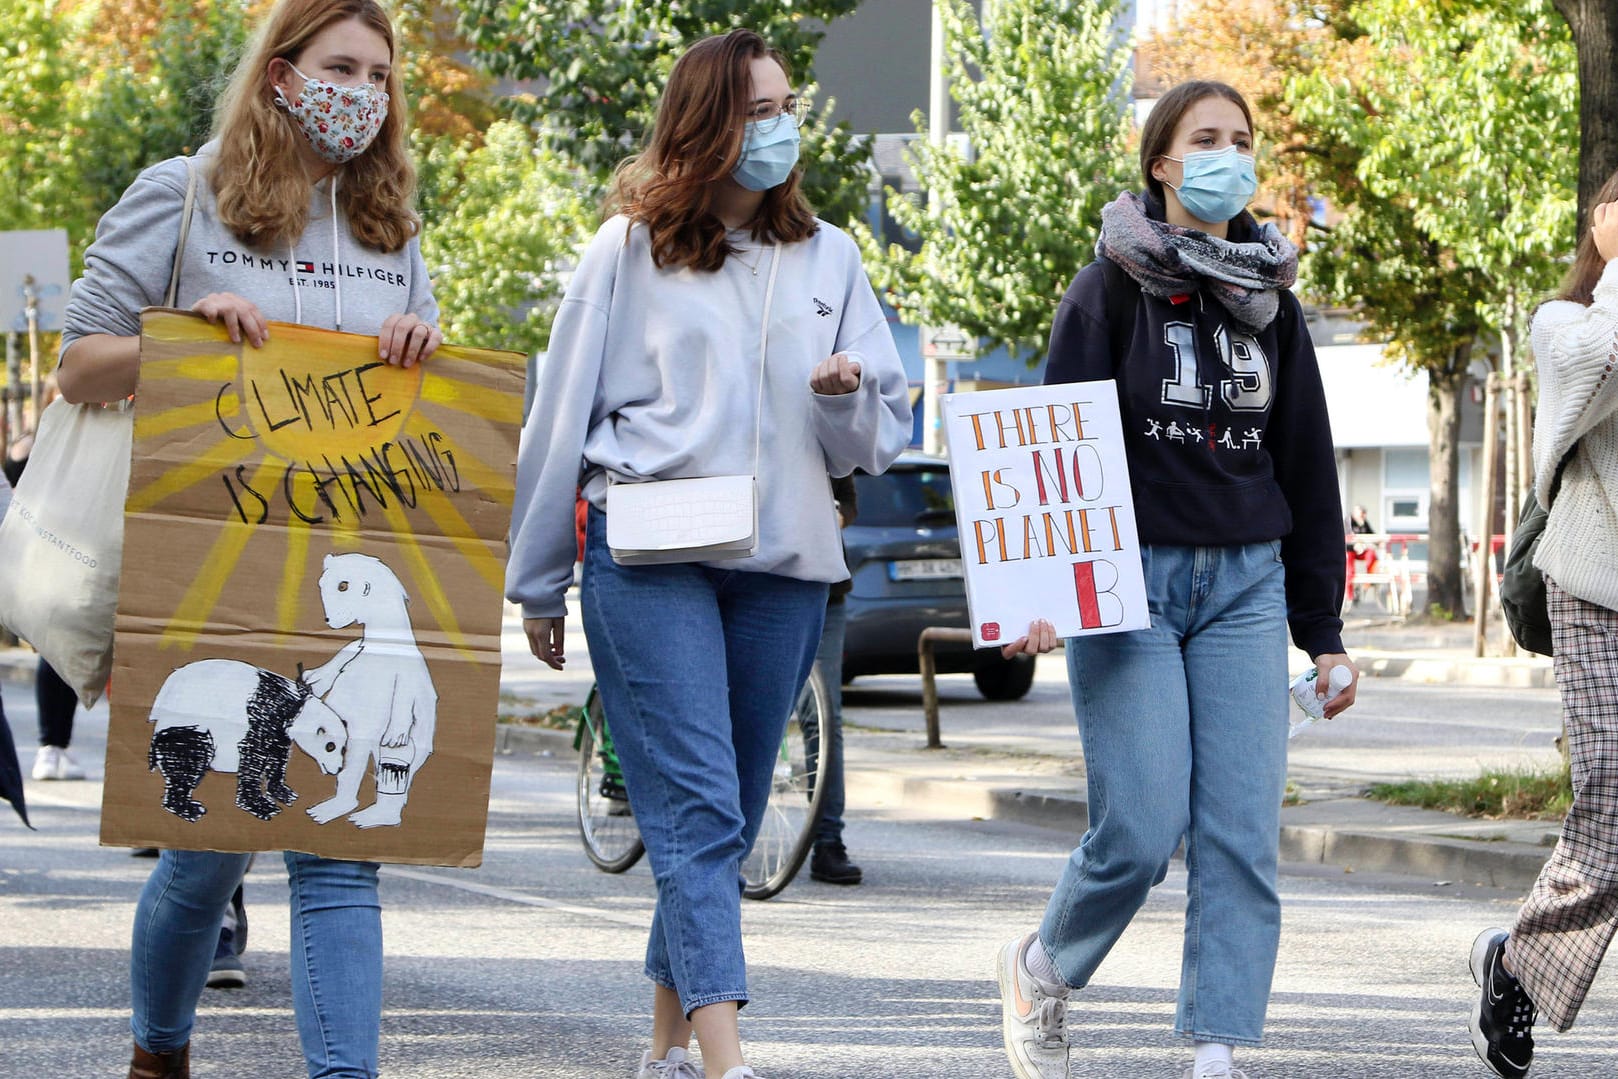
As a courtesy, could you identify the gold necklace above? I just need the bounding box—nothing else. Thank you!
[732,247,762,276]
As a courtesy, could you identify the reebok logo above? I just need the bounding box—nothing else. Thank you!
[813,297,832,317]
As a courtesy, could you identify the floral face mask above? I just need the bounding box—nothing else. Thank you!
[274,62,389,164]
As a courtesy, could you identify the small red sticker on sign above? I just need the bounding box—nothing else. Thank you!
[981,622,1001,641]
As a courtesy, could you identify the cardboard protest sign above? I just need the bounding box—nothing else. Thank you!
[941,381,1149,648]
[101,310,524,867]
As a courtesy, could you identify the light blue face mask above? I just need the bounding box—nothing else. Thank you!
[1163,145,1257,224]
[733,116,801,192]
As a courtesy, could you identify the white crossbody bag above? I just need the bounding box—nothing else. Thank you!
[605,241,781,565]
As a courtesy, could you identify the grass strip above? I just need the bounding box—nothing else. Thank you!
[1366,765,1573,821]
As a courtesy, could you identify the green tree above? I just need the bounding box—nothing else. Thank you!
[71,0,251,230]
[454,0,873,226]
[0,0,92,237]
[1552,0,1618,231]
[856,0,1135,363]
[415,119,595,355]
[1289,0,1577,614]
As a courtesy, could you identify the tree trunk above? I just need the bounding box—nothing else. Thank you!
[1556,0,1618,232]
[1427,360,1467,616]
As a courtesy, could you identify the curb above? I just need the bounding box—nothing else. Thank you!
[1355,649,1556,689]
[842,767,1551,892]
[495,723,1553,890]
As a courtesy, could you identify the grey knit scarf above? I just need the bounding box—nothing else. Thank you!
[1096,191,1298,332]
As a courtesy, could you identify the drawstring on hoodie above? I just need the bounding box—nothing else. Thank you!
[287,174,344,332]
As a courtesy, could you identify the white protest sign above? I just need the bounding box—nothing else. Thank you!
[941,380,1149,648]
[0,229,71,333]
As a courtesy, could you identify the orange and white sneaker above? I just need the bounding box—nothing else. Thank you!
[997,932,1071,1079]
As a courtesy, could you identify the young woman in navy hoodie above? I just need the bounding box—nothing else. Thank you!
[994,81,1358,1079]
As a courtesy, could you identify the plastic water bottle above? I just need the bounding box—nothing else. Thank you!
[1288,664,1354,739]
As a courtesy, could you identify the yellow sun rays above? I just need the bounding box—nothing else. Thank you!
[131,311,522,659]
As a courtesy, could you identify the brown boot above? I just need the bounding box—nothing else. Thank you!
[128,1040,189,1079]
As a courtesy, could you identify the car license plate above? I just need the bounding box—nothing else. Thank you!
[889,558,962,581]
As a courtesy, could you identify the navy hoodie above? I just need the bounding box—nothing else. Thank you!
[1043,197,1344,658]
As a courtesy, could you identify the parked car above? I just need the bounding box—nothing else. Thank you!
[842,453,1037,701]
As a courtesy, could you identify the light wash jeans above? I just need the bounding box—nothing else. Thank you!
[811,600,848,846]
[131,849,382,1077]
[1039,542,1290,1047]
[581,507,827,1015]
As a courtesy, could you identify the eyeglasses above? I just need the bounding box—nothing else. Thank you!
[745,98,803,134]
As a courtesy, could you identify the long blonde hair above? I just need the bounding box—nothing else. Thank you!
[210,0,417,253]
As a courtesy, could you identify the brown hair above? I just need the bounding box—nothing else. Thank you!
[1555,169,1618,305]
[1139,80,1255,204]
[606,28,817,271]
[210,0,418,253]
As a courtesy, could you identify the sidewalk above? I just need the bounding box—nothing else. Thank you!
[1,607,1564,891]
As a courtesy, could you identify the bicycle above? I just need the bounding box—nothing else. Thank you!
[574,686,644,873]
[573,665,832,899]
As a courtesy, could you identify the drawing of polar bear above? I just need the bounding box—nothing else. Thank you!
[302,552,438,829]
[148,659,347,822]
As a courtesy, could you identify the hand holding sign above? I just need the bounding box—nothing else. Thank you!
[942,381,1149,648]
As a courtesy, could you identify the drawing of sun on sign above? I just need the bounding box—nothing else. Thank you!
[102,310,523,868]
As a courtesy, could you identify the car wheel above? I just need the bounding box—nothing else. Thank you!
[972,654,1036,701]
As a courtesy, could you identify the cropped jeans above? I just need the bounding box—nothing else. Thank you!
[131,849,382,1077]
[1039,542,1290,1047]
[581,507,827,1015]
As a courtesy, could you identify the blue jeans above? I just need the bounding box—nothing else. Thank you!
[581,507,827,1015]
[1039,542,1289,1047]
[811,600,848,845]
[132,850,382,1077]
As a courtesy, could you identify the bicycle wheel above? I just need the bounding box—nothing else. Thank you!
[576,689,645,873]
[742,663,831,900]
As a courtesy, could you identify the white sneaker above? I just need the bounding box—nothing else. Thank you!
[997,933,1070,1079]
[1181,1065,1249,1079]
[32,745,85,781]
[716,1069,761,1079]
[637,1047,705,1078]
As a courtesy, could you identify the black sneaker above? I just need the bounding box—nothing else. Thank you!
[206,926,246,989]
[1469,927,1535,1078]
[809,842,863,885]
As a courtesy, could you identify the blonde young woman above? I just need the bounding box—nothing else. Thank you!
[506,28,911,1079]
[56,2,439,1076]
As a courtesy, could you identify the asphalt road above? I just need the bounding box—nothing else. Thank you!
[3,678,1616,1079]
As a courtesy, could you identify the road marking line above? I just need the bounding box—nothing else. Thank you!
[382,866,653,928]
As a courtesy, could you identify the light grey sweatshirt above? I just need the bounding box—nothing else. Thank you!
[505,214,913,619]
[1530,259,1618,612]
[61,142,436,355]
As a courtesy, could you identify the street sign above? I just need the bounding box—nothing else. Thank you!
[922,323,974,361]
[0,229,71,333]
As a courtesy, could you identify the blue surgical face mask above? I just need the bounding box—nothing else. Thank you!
[733,116,801,192]
[1162,145,1257,224]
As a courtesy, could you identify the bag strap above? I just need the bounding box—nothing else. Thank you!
[750,240,783,477]
[164,158,199,309]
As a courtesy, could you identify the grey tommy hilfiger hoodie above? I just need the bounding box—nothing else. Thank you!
[61,141,436,355]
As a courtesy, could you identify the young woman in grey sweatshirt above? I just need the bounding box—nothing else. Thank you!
[56,3,438,1077]
[505,29,911,1079]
